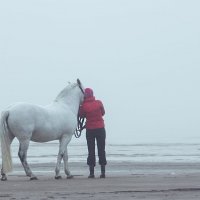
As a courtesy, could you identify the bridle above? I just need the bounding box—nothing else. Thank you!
[74,79,85,138]
[74,116,85,138]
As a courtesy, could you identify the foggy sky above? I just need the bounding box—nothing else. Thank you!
[0,0,200,144]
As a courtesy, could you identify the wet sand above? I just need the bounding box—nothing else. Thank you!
[1,161,200,200]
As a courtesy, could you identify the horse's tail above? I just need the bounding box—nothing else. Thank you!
[0,111,13,173]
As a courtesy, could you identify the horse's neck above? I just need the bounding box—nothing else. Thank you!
[55,94,80,114]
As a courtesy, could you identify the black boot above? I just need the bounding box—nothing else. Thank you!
[100,165,105,178]
[88,166,95,178]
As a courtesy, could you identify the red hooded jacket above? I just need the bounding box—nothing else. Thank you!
[79,96,105,130]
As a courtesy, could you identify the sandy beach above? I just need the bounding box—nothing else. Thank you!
[1,161,200,200]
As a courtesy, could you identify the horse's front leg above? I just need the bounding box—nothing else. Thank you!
[55,137,66,179]
[63,145,73,179]
[55,135,73,179]
[55,151,63,179]
[18,140,37,180]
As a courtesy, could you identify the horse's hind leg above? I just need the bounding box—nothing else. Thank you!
[1,168,7,181]
[1,133,15,181]
[18,140,37,180]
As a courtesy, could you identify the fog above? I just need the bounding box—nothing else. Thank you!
[0,0,200,144]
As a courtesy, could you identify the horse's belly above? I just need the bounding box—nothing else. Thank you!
[31,129,61,142]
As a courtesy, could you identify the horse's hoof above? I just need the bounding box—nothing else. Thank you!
[55,175,62,180]
[1,176,7,181]
[30,176,38,180]
[67,175,74,179]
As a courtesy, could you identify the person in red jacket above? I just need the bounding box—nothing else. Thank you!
[79,88,107,178]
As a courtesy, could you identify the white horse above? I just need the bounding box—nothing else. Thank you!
[0,79,84,181]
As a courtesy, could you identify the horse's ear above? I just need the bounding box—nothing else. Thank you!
[77,79,84,94]
[77,79,81,86]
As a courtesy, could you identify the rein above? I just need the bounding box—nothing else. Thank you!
[74,116,85,138]
[74,79,85,138]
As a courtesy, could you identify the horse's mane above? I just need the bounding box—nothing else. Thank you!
[55,82,78,101]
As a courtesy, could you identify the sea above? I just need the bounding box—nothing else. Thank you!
[9,139,200,164]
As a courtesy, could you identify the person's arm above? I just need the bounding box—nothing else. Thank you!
[100,101,105,116]
[78,105,85,118]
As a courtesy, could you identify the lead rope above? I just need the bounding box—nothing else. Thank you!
[74,116,85,138]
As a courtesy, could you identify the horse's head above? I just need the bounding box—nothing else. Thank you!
[55,79,85,107]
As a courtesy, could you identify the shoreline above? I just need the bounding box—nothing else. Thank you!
[10,160,200,175]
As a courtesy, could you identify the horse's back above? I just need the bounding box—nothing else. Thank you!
[5,103,46,138]
[5,102,77,142]
[7,102,47,123]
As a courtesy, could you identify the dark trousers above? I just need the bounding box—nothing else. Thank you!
[86,128,107,166]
